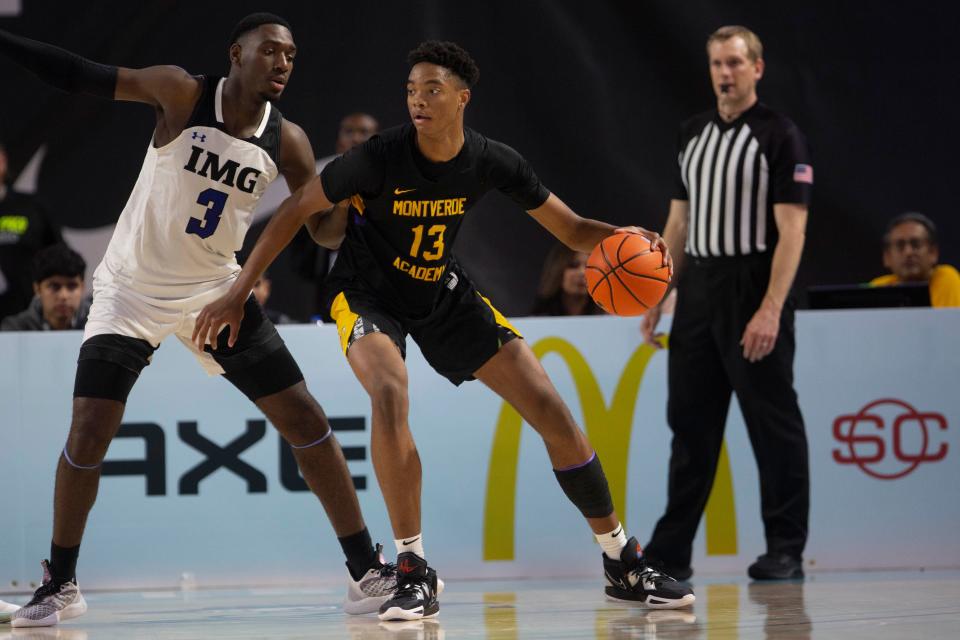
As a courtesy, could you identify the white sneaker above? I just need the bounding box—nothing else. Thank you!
[344,546,398,615]
[0,598,19,624]
[10,561,88,628]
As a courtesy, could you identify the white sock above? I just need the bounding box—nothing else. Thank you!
[394,533,425,559]
[596,523,628,560]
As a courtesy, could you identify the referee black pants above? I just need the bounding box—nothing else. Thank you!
[646,254,809,567]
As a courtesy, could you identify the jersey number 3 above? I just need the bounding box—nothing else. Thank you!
[185,188,228,239]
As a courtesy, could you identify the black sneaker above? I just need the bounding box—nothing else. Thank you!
[643,557,694,582]
[604,538,695,609]
[378,552,440,621]
[747,553,804,580]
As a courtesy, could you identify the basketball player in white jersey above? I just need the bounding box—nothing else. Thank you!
[0,14,396,627]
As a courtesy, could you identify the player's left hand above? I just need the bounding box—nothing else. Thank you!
[614,226,673,277]
[193,293,245,350]
[741,299,781,362]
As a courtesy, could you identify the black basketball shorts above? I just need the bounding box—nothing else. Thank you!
[328,267,521,385]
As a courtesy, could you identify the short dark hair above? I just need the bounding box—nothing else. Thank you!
[229,12,292,45]
[32,244,86,283]
[407,41,480,87]
[707,26,763,62]
[884,212,938,247]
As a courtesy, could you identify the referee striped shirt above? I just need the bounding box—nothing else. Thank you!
[673,102,812,258]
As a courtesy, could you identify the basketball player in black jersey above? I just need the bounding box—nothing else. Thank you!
[0,14,395,627]
[195,41,695,620]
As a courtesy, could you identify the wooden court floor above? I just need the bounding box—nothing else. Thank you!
[1,570,958,639]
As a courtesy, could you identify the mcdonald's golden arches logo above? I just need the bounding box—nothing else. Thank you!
[482,335,738,561]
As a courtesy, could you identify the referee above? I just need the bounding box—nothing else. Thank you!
[641,25,811,581]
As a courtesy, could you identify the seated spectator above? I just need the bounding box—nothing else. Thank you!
[1,243,89,330]
[252,271,294,325]
[870,212,960,307]
[531,243,602,316]
[0,138,63,321]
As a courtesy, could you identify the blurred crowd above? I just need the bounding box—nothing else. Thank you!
[1,125,957,333]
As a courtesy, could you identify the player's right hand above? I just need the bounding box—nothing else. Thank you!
[640,303,664,348]
[192,293,245,350]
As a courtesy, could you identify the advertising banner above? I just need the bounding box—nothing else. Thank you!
[1,309,957,590]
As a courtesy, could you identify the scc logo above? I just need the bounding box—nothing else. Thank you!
[833,398,948,479]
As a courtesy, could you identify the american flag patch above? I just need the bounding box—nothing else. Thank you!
[793,164,814,184]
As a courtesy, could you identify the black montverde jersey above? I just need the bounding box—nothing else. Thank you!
[320,124,550,316]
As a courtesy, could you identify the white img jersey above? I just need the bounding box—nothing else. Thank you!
[94,76,282,304]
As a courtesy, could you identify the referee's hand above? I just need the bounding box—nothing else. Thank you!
[640,303,665,349]
[740,300,781,362]
[193,293,245,351]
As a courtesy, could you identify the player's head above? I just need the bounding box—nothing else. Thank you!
[882,212,939,282]
[706,26,764,106]
[336,113,379,154]
[406,41,479,135]
[32,243,86,330]
[228,13,296,102]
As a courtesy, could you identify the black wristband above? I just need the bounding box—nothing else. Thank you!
[0,28,117,98]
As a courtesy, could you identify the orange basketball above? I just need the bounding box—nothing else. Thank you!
[585,233,670,316]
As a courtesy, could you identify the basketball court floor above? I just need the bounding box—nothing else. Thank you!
[2,569,958,639]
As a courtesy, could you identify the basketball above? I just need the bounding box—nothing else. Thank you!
[585,233,670,316]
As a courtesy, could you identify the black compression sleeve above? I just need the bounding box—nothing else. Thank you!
[0,29,117,98]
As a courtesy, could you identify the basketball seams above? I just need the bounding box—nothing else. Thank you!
[604,234,649,311]
[609,266,648,311]
[618,271,671,284]
[585,265,614,313]
[615,232,650,265]
[585,266,610,297]
[619,257,671,284]
[597,239,623,314]
[614,233,632,267]
[589,233,669,315]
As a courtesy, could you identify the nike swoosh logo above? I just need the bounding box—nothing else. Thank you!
[402,536,421,545]
[394,187,416,195]
[611,527,623,538]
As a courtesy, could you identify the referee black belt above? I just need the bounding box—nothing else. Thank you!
[685,252,772,268]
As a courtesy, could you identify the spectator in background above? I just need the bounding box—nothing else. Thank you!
[329,113,380,163]
[251,270,294,325]
[870,212,960,307]
[253,113,380,321]
[531,242,602,316]
[0,138,63,321]
[1,243,89,331]
[640,26,811,581]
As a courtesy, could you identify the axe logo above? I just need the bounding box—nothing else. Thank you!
[101,417,367,496]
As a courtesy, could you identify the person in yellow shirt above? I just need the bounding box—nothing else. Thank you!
[871,213,960,307]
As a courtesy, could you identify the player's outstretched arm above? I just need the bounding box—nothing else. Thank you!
[527,193,672,269]
[192,175,335,349]
[0,28,199,110]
